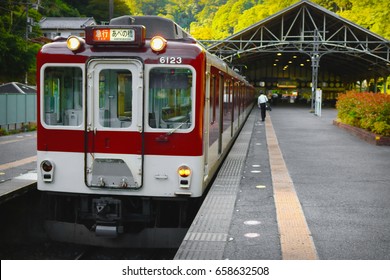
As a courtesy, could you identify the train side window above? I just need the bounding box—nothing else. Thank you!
[210,75,216,124]
[43,66,83,126]
[222,80,232,131]
[148,67,193,130]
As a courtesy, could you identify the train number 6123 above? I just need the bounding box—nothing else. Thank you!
[159,56,182,64]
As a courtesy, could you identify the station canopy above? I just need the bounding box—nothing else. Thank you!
[205,0,390,93]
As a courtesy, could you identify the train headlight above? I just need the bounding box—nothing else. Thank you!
[67,36,84,51]
[40,160,54,183]
[150,36,167,52]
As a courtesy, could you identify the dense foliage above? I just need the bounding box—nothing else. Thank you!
[336,91,390,136]
[1,0,390,83]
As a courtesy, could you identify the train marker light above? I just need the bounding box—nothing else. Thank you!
[67,36,84,51]
[40,160,54,183]
[150,36,167,52]
[41,160,53,172]
[178,165,191,177]
[177,165,191,190]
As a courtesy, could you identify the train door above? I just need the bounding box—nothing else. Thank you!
[85,59,144,189]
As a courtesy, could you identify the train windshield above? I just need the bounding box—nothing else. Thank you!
[42,66,83,126]
[148,67,193,130]
[98,69,132,128]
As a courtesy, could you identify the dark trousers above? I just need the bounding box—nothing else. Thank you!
[260,103,266,121]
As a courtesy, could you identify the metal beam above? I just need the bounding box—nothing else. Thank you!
[203,1,390,83]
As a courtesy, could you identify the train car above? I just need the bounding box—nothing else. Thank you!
[36,15,255,247]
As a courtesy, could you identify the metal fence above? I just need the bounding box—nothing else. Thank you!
[0,93,36,131]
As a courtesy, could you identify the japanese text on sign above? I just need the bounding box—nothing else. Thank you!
[93,29,135,42]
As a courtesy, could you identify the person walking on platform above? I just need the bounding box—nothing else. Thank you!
[258,91,268,121]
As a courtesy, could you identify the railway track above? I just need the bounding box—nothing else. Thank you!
[74,247,177,260]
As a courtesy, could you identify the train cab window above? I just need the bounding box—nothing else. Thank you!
[98,70,132,128]
[43,66,83,126]
[148,67,193,130]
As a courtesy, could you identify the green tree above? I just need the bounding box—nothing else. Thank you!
[195,0,228,21]
[211,0,237,39]
[62,0,90,15]
[235,3,270,32]
[165,0,200,29]
[86,0,131,22]
[337,0,390,39]
[190,0,227,39]
[0,1,41,83]
[123,0,141,15]
[208,0,255,39]
[0,30,41,83]
[40,0,80,17]
[135,0,168,16]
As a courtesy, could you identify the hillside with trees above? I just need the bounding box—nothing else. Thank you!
[1,0,389,84]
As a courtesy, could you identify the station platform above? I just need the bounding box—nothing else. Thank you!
[175,105,390,260]
[0,172,37,205]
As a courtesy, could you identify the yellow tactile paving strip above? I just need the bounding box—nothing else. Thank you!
[265,117,318,260]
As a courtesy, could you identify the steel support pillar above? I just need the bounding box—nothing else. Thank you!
[310,29,320,111]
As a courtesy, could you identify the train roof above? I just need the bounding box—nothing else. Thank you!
[109,16,194,41]
[38,16,251,85]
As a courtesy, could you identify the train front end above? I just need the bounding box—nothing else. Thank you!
[36,16,206,246]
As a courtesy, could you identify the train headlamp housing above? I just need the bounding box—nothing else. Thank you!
[177,165,191,189]
[150,36,167,52]
[178,165,191,177]
[40,160,55,183]
[67,36,84,52]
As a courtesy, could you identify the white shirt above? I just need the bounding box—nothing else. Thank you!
[258,94,268,104]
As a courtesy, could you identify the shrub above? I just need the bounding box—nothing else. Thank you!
[336,91,390,136]
[0,128,8,136]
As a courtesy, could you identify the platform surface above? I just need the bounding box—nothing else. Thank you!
[175,105,390,260]
[0,172,37,205]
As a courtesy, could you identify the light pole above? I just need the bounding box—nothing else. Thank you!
[109,0,114,20]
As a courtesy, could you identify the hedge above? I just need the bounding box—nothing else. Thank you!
[336,91,390,136]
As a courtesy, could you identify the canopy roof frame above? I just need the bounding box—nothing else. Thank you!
[203,0,390,82]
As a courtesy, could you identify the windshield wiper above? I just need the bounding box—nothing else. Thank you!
[166,119,190,136]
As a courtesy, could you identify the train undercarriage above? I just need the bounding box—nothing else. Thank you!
[42,193,201,248]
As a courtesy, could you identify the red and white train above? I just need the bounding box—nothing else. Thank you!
[37,15,255,247]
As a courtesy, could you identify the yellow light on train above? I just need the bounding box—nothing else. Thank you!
[178,165,191,178]
[150,36,167,52]
[67,36,83,51]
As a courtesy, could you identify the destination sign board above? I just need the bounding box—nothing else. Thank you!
[93,29,135,42]
[85,25,146,46]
